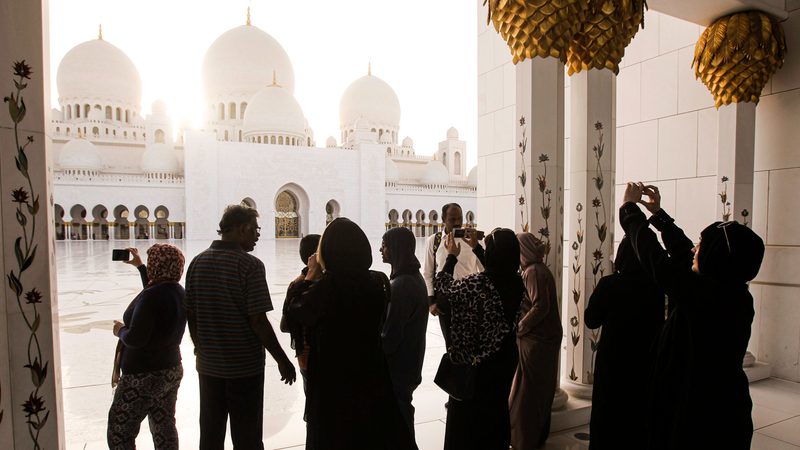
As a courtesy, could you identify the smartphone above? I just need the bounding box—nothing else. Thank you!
[453,229,485,240]
[111,249,130,261]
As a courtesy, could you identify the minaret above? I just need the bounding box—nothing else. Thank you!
[98,24,103,40]
[246,7,251,26]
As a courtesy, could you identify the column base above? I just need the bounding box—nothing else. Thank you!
[552,387,569,410]
[563,378,594,400]
[550,394,592,433]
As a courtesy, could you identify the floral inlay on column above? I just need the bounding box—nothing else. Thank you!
[569,202,584,381]
[3,60,49,448]
[536,153,553,265]
[719,176,731,221]
[587,121,608,380]
[518,116,529,232]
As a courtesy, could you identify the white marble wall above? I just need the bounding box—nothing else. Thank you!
[476,7,516,231]
[477,2,800,381]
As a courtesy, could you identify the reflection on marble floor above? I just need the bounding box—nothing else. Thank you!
[57,240,800,450]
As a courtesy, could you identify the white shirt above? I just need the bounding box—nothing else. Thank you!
[422,231,485,297]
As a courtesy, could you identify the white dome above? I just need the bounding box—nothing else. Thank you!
[340,73,401,129]
[88,107,104,121]
[385,158,400,182]
[59,139,103,170]
[141,143,179,173]
[242,84,306,137]
[56,39,141,108]
[402,136,413,147]
[422,160,450,185]
[203,25,295,101]
[467,166,478,186]
[326,136,337,147]
[447,126,459,139]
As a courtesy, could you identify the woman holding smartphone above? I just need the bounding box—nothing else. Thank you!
[107,245,187,450]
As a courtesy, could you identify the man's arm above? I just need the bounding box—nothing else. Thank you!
[249,313,296,385]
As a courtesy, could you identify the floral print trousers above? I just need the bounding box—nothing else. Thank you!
[107,365,183,450]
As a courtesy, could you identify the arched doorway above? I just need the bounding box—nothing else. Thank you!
[402,209,412,230]
[428,210,439,235]
[134,205,150,239]
[387,209,399,230]
[91,205,109,240]
[69,205,88,240]
[325,200,340,226]
[54,204,65,240]
[154,205,169,239]
[466,211,476,228]
[275,191,299,238]
[113,205,130,239]
[415,210,426,237]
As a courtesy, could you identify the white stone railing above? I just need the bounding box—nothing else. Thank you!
[54,170,185,186]
[386,182,476,194]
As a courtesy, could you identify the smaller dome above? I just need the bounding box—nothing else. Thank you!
[326,136,337,147]
[242,84,306,137]
[151,99,167,115]
[422,160,449,185]
[379,132,392,144]
[59,139,103,170]
[467,166,478,186]
[402,136,413,148]
[88,107,104,121]
[385,158,399,182]
[340,73,401,129]
[447,126,459,139]
[141,143,179,173]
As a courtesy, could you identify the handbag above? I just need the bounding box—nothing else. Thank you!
[434,353,476,401]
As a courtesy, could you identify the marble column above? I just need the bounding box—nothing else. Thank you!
[565,69,616,399]
[515,57,569,409]
[716,102,758,368]
[0,0,66,447]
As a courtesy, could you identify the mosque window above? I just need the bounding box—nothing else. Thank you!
[239,130,242,142]
[218,103,225,120]
[278,136,284,145]
[155,129,165,143]
[75,105,80,118]
[454,152,461,175]
[224,130,229,141]
[133,132,137,139]
[307,137,311,146]
[92,126,99,137]
[442,152,447,168]
[270,136,276,144]
[94,104,101,112]
[56,127,60,133]
[105,106,112,120]
[84,104,90,117]
[66,105,71,120]
[115,108,121,121]
[257,136,262,143]
[113,130,116,136]
[125,110,130,123]
[240,102,247,119]
[387,148,391,155]
[229,103,236,120]
[124,131,127,138]
[105,128,108,135]
[66,128,71,135]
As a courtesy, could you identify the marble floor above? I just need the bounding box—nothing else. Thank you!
[55,240,800,449]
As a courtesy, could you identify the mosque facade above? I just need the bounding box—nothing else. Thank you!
[49,18,477,242]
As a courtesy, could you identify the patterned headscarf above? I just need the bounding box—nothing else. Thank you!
[146,244,185,286]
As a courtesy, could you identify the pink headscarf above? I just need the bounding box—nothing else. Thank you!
[146,244,185,286]
[517,232,547,268]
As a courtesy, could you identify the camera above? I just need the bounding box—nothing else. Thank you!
[453,228,485,240]
[111,249,130,261]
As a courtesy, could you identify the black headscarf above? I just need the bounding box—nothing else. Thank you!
[484,228,525,311]
[382,227,421,280]
[698,221,764,283]
[614,237,642,275]
[318,218,372,275]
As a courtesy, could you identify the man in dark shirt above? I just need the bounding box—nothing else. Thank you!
[185,204,296,450]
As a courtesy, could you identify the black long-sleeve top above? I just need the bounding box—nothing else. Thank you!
[118,265,187,374]
[381,271,428,391]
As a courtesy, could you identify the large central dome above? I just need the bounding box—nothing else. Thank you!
[56,38,141,108]
[202,24,295,101]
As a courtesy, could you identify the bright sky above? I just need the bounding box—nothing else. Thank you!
[48,0,479,169]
